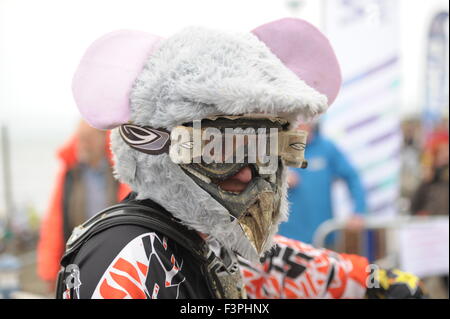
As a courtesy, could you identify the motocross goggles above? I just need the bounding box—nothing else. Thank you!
[119,115,308,171]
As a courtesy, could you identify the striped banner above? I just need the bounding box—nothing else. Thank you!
[322,0,401,217]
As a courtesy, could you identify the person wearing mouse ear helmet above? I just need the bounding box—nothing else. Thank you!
[56,18,426,299]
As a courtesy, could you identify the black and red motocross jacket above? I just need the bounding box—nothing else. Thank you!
[56,193,426,299]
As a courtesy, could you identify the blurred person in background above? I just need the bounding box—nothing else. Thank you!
[411,118,449,217]
[279,122,368,245]
[36,120,130,290]
[410,118,449,296]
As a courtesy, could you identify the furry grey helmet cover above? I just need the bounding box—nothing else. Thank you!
[110,26,329,262]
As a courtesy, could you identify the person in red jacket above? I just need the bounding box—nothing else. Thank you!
[37,121,130,288]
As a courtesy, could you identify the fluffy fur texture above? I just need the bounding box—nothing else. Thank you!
[111,27,327,261]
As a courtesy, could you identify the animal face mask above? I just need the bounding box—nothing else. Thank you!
[119,115,308,255]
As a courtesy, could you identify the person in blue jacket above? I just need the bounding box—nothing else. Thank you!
[279,123,367,245]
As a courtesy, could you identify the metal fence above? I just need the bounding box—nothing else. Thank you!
[313,215,449,277]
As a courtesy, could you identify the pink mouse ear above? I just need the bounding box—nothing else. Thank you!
[252,18,342,106]
[72,30,163,130]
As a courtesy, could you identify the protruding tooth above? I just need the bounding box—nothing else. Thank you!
[269,173,276,184]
